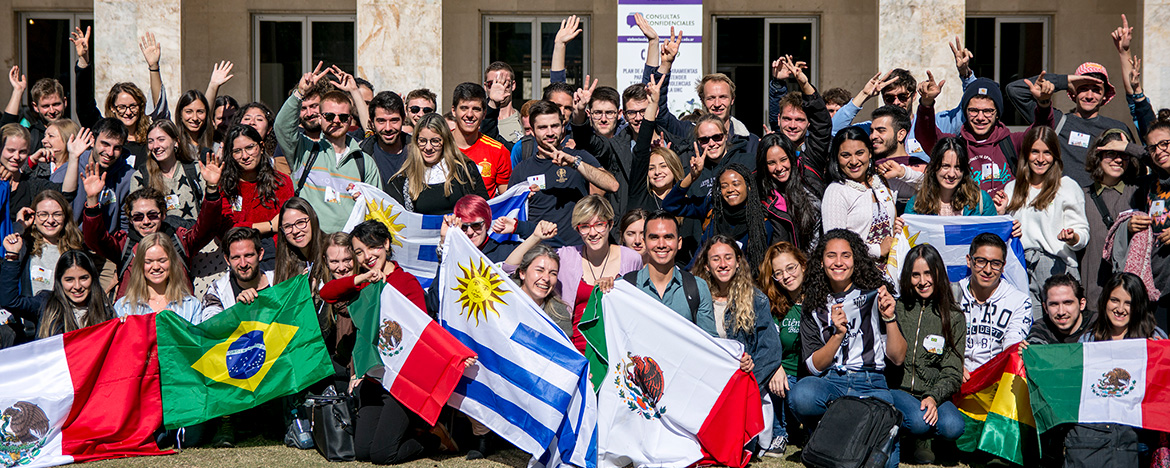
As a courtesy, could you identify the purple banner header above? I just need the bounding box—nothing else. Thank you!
[618,0,703,4]
[617,36,702,43]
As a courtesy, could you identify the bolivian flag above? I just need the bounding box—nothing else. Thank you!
[954,343,1037,465]
[157,275,334,428]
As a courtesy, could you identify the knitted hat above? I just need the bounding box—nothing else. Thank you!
[1067,62,1116,106]
[960,78,1003,123]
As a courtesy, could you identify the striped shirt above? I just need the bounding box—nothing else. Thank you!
[800,287,887,374]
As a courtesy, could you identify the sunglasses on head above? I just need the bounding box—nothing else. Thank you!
[321,113,352,122]
[131,211,162,223]
[408,106,435,114]
[696,133,726,145]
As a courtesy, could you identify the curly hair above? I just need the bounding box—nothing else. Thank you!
[709,163,768,270]
[691,235,756,334]
[755,133,820,248]
[759,241,806,318]
[802,229,891,314]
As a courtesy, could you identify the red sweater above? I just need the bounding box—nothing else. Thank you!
[319,261,426,311]
[222,172,295,228]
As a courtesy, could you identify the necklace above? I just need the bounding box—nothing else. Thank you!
[585,246,612,283]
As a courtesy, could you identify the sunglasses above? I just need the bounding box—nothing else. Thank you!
[408,106,435,114]
[321,113,352,123]
[461,221,486,232]
[130,211,162,223]
[696,133,726,146]
[883,92,913,103]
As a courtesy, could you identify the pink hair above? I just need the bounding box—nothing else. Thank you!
[454,195,492,221]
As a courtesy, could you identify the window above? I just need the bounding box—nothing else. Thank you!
[254,15,355,110]
[483,16,590,105]
[712,17,818,133]
[966,16,1049,126]
[19,12,94,120]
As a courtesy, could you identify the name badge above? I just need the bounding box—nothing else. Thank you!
[232,196,244,212]
[1152,200,1166,217]
[1069,131,1091,148]
[30,265,50,283]
[165,194,180,211]
[923,334,945,355]
[324,186,341,203]
[528,174,547,190]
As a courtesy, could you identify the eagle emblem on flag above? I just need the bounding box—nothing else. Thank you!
[377,319,404,357]
[1092,368,1136,398]
[0,401,49,466]
[616,353,667,419]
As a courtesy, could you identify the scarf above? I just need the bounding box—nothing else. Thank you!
[716,201,751,242]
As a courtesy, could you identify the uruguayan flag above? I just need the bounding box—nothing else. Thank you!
[439,230,596,468]
[342,183,530,288]
[887,214,1028,294]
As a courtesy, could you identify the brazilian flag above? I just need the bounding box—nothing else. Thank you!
[157,275,333,429]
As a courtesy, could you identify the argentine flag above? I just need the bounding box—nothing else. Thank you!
[342,183,530,288]
[887,214,1027,294]
[439,230,596,468]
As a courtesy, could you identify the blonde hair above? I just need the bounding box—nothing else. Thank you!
[571,194,615,226]
[648,147,684,191]
[47,119,80,165]
[393,113,479,201]
[691,236,755,334]
[123,233,191,307]
[695,73,737,100]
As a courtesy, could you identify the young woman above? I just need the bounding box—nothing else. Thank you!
[174,90,213,157]
[756,133,823,250]
[904,137,996,216]
[1,123,82,224]
[757,241,807,457]
[1080,129,1144,306]
[131,120,204,224]
[887,244,967,463]
[324,231,356,280]
[788,228,906,468]
[439,195,519,263]
[664,163,774,269]
[113,232,203,322]
[510,244,572,336]
[229,102,281,171]
[505,195,642,351]
[0,249,113,339]
[1083,272,1166,342]
[387,113,488,215]
[618,208,648,258]
[820,126,913,261]
[273,197,333,312]
[8,190,86,298]
[212,95,239,144]
[33,119,80,182]
[74,30,170,160]
[1136,115,1170,326]
[621,75,682,212]
[219,124,294,268]
[997,126,1090,319]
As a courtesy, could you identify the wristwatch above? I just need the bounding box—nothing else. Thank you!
[572,156,583,169]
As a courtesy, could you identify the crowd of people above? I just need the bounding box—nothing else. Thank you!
[0,11,1166,467]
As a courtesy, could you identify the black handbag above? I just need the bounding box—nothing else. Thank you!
[307,394,356,462]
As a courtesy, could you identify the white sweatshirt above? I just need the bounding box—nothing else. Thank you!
[959,277,1033,372]
[821,174,918,258]
[1003,176,1089,267]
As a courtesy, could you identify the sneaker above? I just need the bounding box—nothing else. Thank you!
[762,435,788,458]
[912,437,935,464]
[211,417,235,448]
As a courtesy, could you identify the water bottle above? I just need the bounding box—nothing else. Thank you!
[291,409,313,449]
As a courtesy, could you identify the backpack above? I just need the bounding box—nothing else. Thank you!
[1062,423,1138,468]
[623,269,700,323]
[997,137,1018,177]
[801,396,901,468]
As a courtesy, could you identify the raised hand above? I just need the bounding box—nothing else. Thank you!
[202,147,224,189]
[572,74,598,116]
[951,36,973,78]
[917,70,945,107]
[534,220,558,241]
[1024,71,1055,104]
[771,56,792,81]
[634,13,657,41]
[860,70,897,104]
[82,160,106,206]
[783,56,810,88]
[328,65,357,92]
[209,61,235,88]
[67,128,94,158]
[3,233,22,256]
[492,217,518,234]
[1130,56,1143,95]
[555,15,582,45]
[139,32,161,69]
[297,61,328,96]
[645,74,664,105]
[487,79,509,105]
[14,207,34,227]
[1112,14,1133,54]
[70,26,91,62]
[660,27,682,64]
[8,66,26,93]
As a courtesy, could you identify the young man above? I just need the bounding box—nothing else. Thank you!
[483,62,524,145]
[1026,273,1095,344]
[959,233,1032,379]
[1006,62,1136,187]
[766,57,831,163]
[822,87,852,118]
[73,118,137,234]
[202,227,275,320]
[623,211,715,335]
[508,100,618,248]
[3,67,68,152]
[451,83,511,196]
[403,88,437,135]
[361,91,410,184]
[275,66,381,233]
[870,105,917,166]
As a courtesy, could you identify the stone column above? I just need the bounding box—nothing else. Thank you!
[94,0,182,115]
[877,0,965,110]
[1145,0,1170,109]
[356,0,442,98]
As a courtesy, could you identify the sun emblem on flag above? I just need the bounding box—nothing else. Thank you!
[1092,367,1137,398]
[377,319,404,357]
[615,352,667,420]
[451,258,509,326]
[364,199,405,247]
[0,401,50,466]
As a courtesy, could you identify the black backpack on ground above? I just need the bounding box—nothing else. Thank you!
[801,395,901,468]
[1062,423,1138,468]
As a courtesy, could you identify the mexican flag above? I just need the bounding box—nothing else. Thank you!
[157,274,334,428]
[349,280,476,425]
[0,314,171,467]
[954,343,1037,465]
[1023,339,1170,433]
[580,282,763,468]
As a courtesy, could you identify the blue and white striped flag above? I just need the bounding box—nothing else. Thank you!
[439,230,596,468]
[887,214,1028,294]
[342,183,530,288]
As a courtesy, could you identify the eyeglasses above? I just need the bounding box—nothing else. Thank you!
[461,221,486,232]
[113,104,140,114]
[591,110,618,119]
[35,211,65,222]
[130,211,162,223]
[321,113,352,123]
[418,138,443,148]
[624,109,647,117]
[966,108,997,117]
[771,263,801,280]
[1147,139,1170,153]
[696,133,726,146]
[882,92,913,104]
[1100,151,1129,160]
[408,106,435,114]
[575,221,610,233]
[281,218,310,234]
[231,143,259,156]
[971,256,1005,272]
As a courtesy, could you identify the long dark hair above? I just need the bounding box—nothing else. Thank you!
[174,89,212,149]
[709,163,768,269]
[1006,126,1064,213]
[803,229,891,314]
[143,120,197,197]
[229,102,278,160]
[755,133,820,246]
[221,124,285,209]
[915,137,982,214]
[898,244,960,356]
[38,251,113,339]
[1091,272,1157,341]
[827,126,880,184]
[1085,129,1138,184]
[274,197,334,330]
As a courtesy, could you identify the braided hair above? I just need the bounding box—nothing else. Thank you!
[709,163,768,270]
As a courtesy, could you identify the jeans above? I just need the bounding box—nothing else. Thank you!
[770,373,800,439]
[889,390,965,440]
[789,370,898,468]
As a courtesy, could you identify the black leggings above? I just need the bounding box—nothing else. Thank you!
[354,379,430,464]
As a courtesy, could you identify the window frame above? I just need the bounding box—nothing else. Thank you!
[252,14,357,103]
[481,15,591,101]
[18,11,94,121]
[967,15,1050,83]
